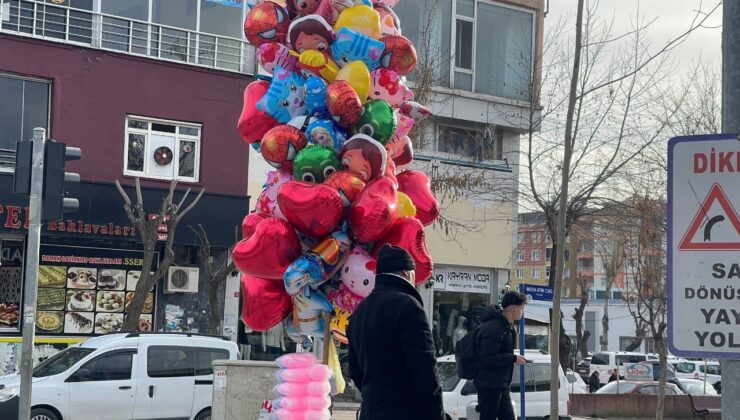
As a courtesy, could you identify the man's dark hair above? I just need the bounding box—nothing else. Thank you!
[501,291,527,308]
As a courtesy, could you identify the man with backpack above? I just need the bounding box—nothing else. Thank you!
[456,291,527,420]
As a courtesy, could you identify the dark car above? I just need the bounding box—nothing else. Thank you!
[576,357,591,381]
[596,381,684,395]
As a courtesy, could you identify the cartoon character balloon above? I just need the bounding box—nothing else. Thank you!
[244,1,290,47]
[293,145,340,183]
[331,27,384,70]
[369,69,413,106]
[289,15,335,53]
[339,134,387,182]
[257,67,307,123]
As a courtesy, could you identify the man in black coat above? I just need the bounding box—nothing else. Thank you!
[347,244,444,420]
[474,291,528,420]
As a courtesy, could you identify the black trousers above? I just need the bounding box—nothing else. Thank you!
[477,386,515,420]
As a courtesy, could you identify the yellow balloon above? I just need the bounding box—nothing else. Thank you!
[397,191,417,219]
[334,5,382,39]
[299,50,339,83]
[335,60,372,104]
[330,308,351,344]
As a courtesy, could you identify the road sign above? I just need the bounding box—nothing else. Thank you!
[668,134,740,358]
[521,283,553,308]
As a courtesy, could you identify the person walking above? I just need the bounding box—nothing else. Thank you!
[347,244,444,420]
[588,371,601,393]
[474,291,528,420]
[608,368,620,383]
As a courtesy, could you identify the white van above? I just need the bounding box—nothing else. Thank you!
[438,351,570,420]
[671,359,721,389]
[0,332,238,420]
[588,352,657,384]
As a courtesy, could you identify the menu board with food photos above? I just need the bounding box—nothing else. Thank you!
[0,238,24,333]
[37,245,158,336]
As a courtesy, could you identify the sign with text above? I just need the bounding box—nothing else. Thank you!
[521,283,553,308]
[622,362,653,382]
[668,134,740,358]
[434,266,491,294]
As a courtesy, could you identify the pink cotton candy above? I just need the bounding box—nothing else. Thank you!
[272,409,331,420]
[275,353,317,369]
[273,381,332,397]
[276,365,332,383]
[274,396,331,411]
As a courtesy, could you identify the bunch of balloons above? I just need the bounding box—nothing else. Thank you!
[272,353,332,420]
[234,0,440,348]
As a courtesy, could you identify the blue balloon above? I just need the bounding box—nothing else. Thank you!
[306,119,345,151]
[305,76,329,119]
[287,287,334,338]
[283,231,351,295]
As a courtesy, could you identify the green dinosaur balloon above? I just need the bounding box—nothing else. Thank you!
[355,99,397,145]
[293,145,341,184]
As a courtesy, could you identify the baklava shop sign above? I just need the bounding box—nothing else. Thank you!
[433,266,492,294]
[0,203,136,238]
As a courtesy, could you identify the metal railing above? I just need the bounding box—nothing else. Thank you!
[0,0,254,74]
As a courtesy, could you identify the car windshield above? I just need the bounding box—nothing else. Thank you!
[437,362,461,392]
[33,347,95,378]
[595,381,638,394]
[682,381,717,395]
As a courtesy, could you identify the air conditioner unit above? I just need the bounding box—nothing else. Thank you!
[165,266,199,293]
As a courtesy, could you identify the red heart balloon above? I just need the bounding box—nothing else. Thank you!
[397,170,439,226]
[277,181,344,238]
[349,177,398,243]
[384,157,398,187]
[232,217,302,279]
[241,212,268,239]
[372,217,433,285]
[241,274,292,332]
[237,80,279,145]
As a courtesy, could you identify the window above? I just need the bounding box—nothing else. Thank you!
[195,348,229,376]
[531,268,540,279]
[532,232,541,243]
[437,361,461,392]
[0,74,50,171]
[124,116,201,182]
[34,347,94,378]
[638,385,659,395]
[615,355,645,365]
[545,266,551,280]
[590,353,609,365]
[516,251,525,262]
[510,363,556,392]
[147,346,194,377]
[516,269,524,279]
[72,351,134,382]
[394,0,452,87]
[517,232,525,244]
[675,362,696,374]
[532,250,541,261]
[546,248,552,261]
[700,365,721,375]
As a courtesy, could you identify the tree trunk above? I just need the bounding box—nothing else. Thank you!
[601,297,609,351]
[573,291,590,359]
[655,330,668,420]
[122,241,158,331]
[208,279,223,336]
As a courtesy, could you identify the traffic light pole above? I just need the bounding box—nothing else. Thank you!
[18,128,46,420]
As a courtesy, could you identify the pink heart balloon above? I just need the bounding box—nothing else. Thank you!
[277,181,345,239]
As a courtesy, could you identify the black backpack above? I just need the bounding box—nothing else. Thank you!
[455,326,480,380]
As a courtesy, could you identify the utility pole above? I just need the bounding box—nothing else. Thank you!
[721,1,740,418]
[17,128,46,420]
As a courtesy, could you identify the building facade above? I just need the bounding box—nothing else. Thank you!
[0,0,254,372]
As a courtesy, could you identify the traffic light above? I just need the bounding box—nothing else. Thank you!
[13,141,33,195]
[42,141,81,221]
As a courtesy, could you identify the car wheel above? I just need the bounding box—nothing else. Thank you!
[194,408,211,420]
[30,408,59,420]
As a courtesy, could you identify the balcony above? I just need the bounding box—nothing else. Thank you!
[0,0,254,74]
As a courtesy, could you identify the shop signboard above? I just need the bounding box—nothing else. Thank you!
[34,244,158,336]
[432,267,446,291]
[433,266,491,294]
[623,362,653,382]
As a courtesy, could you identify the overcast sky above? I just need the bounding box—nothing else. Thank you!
[546,0,723,74]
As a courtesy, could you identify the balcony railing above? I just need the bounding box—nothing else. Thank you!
[0,0,255,74]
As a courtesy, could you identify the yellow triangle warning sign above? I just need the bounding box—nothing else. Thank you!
[679,183,740,250]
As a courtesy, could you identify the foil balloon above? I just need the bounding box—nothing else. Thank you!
[288,14,335,53]
[339,134,387,182]
[335,60,372,104]
[372,217,433,284]
[326,80,363,128]
[369,69,412,106]
[330,308,351,344]
[324,170,366,207]
[374,4,401,36]
[393,109,414,140]
[237,80,279,145]
[286,0,322,15]
[232,217,302,279]
[348,176,398,243]
[331,27,384,70]
[380,34,417,75]
[244,1,290,47]
[396,169,440,226]
[293,145,340,184]
[257,67,307,123]
[333,5,381,39]
[306,119,345,149]
[241,274,292,331]
[385,135,413,169]
[277,181,344,238]
[284,231,351,295]
[304,76,330,118]
[384,155,398,186]
[400,100,433,122]
[396,191,416,218]
[260,124,308,172]
[355,99,397,144]
[372,0,398,6]
[257,42,299,74]
[287,287,334,337]
[255,170,292,218]
[242,212,268,239]
[299,50,340,82]
[339,245,376,298]
[316,0,372,26]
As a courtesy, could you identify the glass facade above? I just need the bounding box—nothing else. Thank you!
[433,290,489,356]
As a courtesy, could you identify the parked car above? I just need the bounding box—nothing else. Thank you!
[575,356,591,381]
[565,369,588,394]
[671,359,721,392]
[677,378,719,396]
[0,332,238,420]
[595,380,684,395]
[437,351,570,420]
[589,352,656,384]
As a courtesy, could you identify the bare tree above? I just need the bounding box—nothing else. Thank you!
[191,225,236,336]
[571,274,592,360]
[115,179,204,331]
[592,211,627,351]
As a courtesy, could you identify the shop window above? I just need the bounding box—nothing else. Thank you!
[532,268,540,279]
[516,251,525,262]
[0,74,50,172]
[532,250,541,261]
[516,269,524,279]
[124,116,201,182]
[432,291,490,356]
[0,237,24,332]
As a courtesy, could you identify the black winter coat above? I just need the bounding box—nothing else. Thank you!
[474,306,517,389]
[347,273,444,420]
